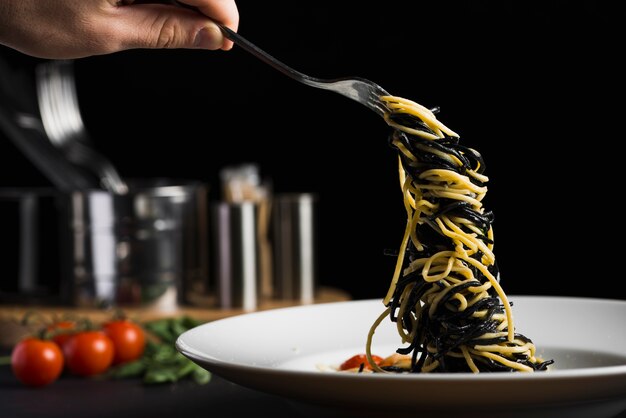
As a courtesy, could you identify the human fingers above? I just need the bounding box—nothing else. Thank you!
[169,0,239,50]
[112,4,226,51]
[118,0,238,50]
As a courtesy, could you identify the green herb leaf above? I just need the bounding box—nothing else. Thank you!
[192,365,211,385]
[143,367,180,384]
[108,359,147,379]
[170,319,189,341]
[143,319,176,343]
[174,358,196,379]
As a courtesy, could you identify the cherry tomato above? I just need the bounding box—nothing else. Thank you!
[339,354,384,371]
[103,319,146,365]
[11,338,64,387]
[63,331,114,376]
[46,320,77,351]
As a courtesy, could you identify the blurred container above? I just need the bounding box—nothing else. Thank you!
[218,163,273,300]
[271,193,317,304]
[0,188,64,304]
[61,178,209,310]
[211,201,259,311]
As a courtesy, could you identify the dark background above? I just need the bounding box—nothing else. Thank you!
[0,1,621,301]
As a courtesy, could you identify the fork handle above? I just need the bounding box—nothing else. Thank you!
[130,1,317,85]
[214,24,318,86]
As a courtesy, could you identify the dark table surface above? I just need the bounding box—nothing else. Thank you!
[0,365,315,418]
[3,361,626,418]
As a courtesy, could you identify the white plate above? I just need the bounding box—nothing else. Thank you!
[176,296,626,418]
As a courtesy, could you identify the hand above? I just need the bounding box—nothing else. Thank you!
[0,0,239,59]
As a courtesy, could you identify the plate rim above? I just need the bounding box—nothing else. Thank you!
[176,295,626,415]
[176,295,626,380]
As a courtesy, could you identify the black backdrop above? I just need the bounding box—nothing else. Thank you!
[0,1,621,301]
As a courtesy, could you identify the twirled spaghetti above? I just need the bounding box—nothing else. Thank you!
[365,95,553,373]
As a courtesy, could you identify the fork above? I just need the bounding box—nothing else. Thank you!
[154,0,390,116]
[143,0,391,115]
[36,60,129,195]
[217,23,391,117]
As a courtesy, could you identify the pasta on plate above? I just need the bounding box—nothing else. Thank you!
[359,95,554,373]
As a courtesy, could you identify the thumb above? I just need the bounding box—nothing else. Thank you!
[114,4,225,51]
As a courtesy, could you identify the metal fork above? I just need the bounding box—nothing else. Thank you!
[143,0,391,115]
[216,24,391,117]
[36,60,129,195]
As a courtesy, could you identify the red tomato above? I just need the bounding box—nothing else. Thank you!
[339,354,383,371]
[63,331,114,376]
[46,320,77,351]
[11,338,64,387]
[102,319,146,365]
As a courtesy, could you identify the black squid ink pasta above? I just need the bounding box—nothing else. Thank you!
[363,96,554,373]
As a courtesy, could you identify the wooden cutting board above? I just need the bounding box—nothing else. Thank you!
[0,286,350,348]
